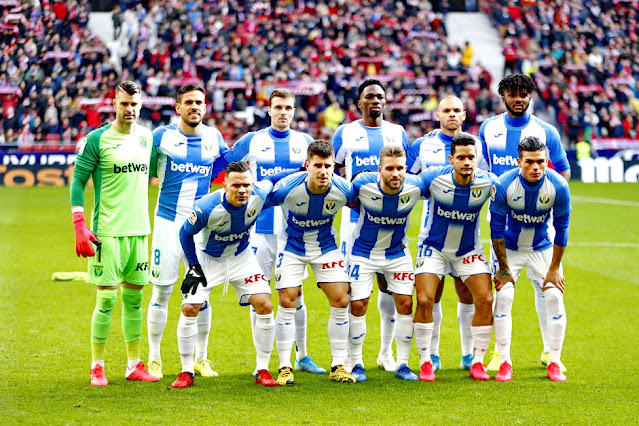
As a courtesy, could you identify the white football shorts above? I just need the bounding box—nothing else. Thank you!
[274,249,349,290]
[349,255,415,301]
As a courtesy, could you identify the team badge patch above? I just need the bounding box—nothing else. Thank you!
[140,137,147,148]
[539,193,550,204]
[275,271,282,282]
[385,136,395,144]
[203,142,213,151]
[188,211,197,225]
[325,202,336,211]
[400,195,410,205]
[490,185,496,202]
[292,147,301,154]
[247,209,257,218]
[471,188,482,199]
[93,265,104,277]
[415,260,424,268]
[151,267,160,279]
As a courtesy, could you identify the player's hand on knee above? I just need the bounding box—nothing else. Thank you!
[543,268,564,293]
[493,268,515,291]
[72,211,100,257]
[182,264,207,296]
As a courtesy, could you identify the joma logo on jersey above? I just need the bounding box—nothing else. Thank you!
[322,260,345,269]
[393,272,414,281]
[244,273,266,284]
[492,154,518,166]
[539,193,550,204]
[113,163,148,174]
[135,262,148,271]
[400,195,410,204]
[471,188,482,199]
[355,156,379,167]
[462,254,485,264]
[325,202,336,210]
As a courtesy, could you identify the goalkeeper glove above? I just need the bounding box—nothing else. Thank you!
[182,264,207,296]
[72,211,100,257]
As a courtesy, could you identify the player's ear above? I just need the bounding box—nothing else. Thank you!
[517,158,522,167]
[448,154,453,164]
[175,102,181,114]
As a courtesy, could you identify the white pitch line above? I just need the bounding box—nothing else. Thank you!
[571,195,639,207]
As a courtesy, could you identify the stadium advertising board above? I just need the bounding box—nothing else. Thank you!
[0,153,76,186]
[570,157,639,183]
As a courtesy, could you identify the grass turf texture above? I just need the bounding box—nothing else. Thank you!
[1,182,638,424]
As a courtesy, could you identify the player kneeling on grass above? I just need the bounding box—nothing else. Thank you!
[413,135,498,381]
[347,146,427,382]
[71,81,159,386]
[490,136,571,382]
[269,140,356,385]
[172,161,278,388]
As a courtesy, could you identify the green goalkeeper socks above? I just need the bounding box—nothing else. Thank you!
[91,289,117,361]
[121,287,143,361]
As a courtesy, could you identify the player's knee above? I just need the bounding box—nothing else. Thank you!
[544,286,563,305]
[394,296,413,315]
[415,292,434,313]
[350,299,367,316]
[151,284,173,305]
[182,304,200,317]
[474,292,493,313]
[278,289,298,309]
[251,295,273,315]
[96,289,117,312]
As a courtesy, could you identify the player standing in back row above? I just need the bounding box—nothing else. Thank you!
[221,89,323,374]
[332,79,409,372]
[70,81,159,386]
[146,84,228,379]
[480,74,570,371]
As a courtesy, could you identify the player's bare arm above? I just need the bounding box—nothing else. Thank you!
[491,238,514,290]
[544,244,566,292]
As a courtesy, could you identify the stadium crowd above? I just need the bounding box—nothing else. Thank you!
[485,0,639,143]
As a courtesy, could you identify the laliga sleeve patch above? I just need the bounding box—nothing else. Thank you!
[188,211,197,225]
[490,185,497,202]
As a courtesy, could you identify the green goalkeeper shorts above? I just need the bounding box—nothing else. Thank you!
[88,236,149,286]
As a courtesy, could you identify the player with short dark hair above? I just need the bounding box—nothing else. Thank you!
[172,161,279,388]
[146,84,228,380]
[332,79,409,373]
[70,80,159,386]
[490,136,571,382]
[480,74,571,371]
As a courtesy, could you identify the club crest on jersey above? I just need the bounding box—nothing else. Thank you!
[471,188,483,199]
[539,193,550,204]
[325,202,336,211]
[400,195,410,205]
[151,267,160,279]
[140,137,147,148]
[203,142,213,151]
[275,271,282,282]
[247,209,257,218]
[415,260,424,268]
[384,136,395,144]
[188,211,197,225]
[93,265,103,277]
[292,147,301,154]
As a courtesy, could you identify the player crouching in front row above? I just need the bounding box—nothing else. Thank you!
[173,161,279,388]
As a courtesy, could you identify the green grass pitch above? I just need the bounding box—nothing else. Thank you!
[1,182,638,424]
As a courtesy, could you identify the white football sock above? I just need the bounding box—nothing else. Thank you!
[394,314,414,367]
[378,291,396,356]
[249,307,257,346]
[177,313,198,374]
[414,322,434,366]
[294,294,308,361]
[275,306,296,369]
[254,313,275,372]
[430,302,442,356]
[471,325,493,365]
[328,307,349,367]
[147,284,173,361]
[533,280,550,353]
[494,283,515,365]
[457,302,475,356]
[544,286,566,364]
[195,301,211,361]
[348,314,366,367]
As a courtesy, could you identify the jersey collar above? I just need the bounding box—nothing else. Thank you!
[268,127,290,139]
[505,112,531,127]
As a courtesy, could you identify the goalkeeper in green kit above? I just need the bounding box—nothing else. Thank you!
[70,81,159,386]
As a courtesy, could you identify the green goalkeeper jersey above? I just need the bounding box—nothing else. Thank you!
[70,122,154,236]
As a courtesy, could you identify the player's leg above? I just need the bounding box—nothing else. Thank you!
[231,249,277,386]
[173,302,202,388]
[376,273,397,371]
[147,218,180,378]
[453,274,475,369]
[249,232,276,343]
[194,299,218,377]
[87,236,120,385]
[383,255,418,380]
[486,242,501,371]
[414,272,440,381]
[429,277,445,371]
[121,236,158,382]
[347,256,375,382]
[275,286,300,385]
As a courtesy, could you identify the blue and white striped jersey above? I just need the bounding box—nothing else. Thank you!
[419,166,498,256]
[182,181,273,259]
[351,172,427,260]
[222,127,313,234]
[479,113,570,177]
[490,168,571,251]
[407,130,488,174]
[153,123,228,222]
[267,171,355,257]
[332,119,409,224]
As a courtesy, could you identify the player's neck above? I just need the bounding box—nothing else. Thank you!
[180,121,201,136]
[439,127,460,138]
[307,180,330,195]
[505,112,530,127]
[361,116,382,128]
[270,125,291,136]
[453,170,474,186]
[112,120,134,134]
[379,181,401,195]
